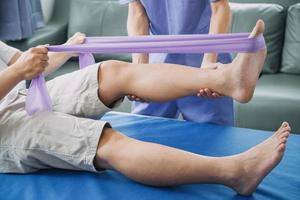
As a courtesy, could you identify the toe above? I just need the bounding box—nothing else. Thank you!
[283,122,289,127]
[280,132,290,139]
[283,127,291,133]
[278,143,286,153]
[249,20,265,38]
[280,138,288,144]
[277,122,289,133]
[275,124,286,137]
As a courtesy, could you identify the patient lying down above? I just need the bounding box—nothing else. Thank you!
[0,20,291,196]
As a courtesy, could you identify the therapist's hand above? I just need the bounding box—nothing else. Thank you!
[198,62,223,98]
[13,46,49,80]
[127,95,146,102]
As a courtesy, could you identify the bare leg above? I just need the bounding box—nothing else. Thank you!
[98,20,266,106]
[94,122,290,196]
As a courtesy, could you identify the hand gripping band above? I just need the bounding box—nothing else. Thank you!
[25,33,266,116]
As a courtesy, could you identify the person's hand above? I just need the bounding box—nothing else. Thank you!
[198,62,223,98]
[13,46,49,80]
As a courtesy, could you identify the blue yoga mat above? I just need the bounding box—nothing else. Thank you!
[0,112,299,200]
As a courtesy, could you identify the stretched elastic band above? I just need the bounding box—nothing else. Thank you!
[85,33,254,43]
[48,33,266,54]
[26,33,266,116]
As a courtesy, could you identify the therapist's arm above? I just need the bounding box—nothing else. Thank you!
[198,0,231,98]
[202,0,231,66]
[127,0,149,64]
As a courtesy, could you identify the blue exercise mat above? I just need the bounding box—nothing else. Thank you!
[0,111,299,200]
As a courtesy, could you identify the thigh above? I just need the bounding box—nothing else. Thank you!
[47,63,110,118]
[0,94,108,173]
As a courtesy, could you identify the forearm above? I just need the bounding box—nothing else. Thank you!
[0,65,23,100]
[42,32,86,75]
[203,0,231,63]
[44,52,72,75]
[127,1,150,64]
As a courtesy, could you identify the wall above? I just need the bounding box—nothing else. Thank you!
[41,0,55,23]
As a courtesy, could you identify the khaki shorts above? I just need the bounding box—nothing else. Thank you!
[0,63,115,173]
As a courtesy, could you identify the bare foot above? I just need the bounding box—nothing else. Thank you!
[230,122,291,196]
[220,20,267,103]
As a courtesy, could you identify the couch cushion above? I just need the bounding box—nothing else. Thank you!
[281,4,300,74]
[230,0,300,8]
[68,0,130,62]
[230,3,286,74]
[235,73,300,134]
[7,21,68,51]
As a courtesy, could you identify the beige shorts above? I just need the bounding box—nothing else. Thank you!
[0,63,115,173]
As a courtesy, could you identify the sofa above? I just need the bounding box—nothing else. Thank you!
[6,0,300,134]
[230,0,300,134]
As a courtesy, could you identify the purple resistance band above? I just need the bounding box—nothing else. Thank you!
[25,33,266,116]
[26,75,53,115]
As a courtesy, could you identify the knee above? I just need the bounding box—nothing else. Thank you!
[95,127,129,169]
[99,60,131,86]
[98,60,131,106]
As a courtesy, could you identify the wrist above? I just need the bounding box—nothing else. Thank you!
[64,51,76,59]
[59,50,73,59]
[66,52,74,59]
[8,63,25,82]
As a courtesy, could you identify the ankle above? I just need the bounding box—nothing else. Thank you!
[234,87,254,104]
[223,156,244,188]
[215,67,231,94]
